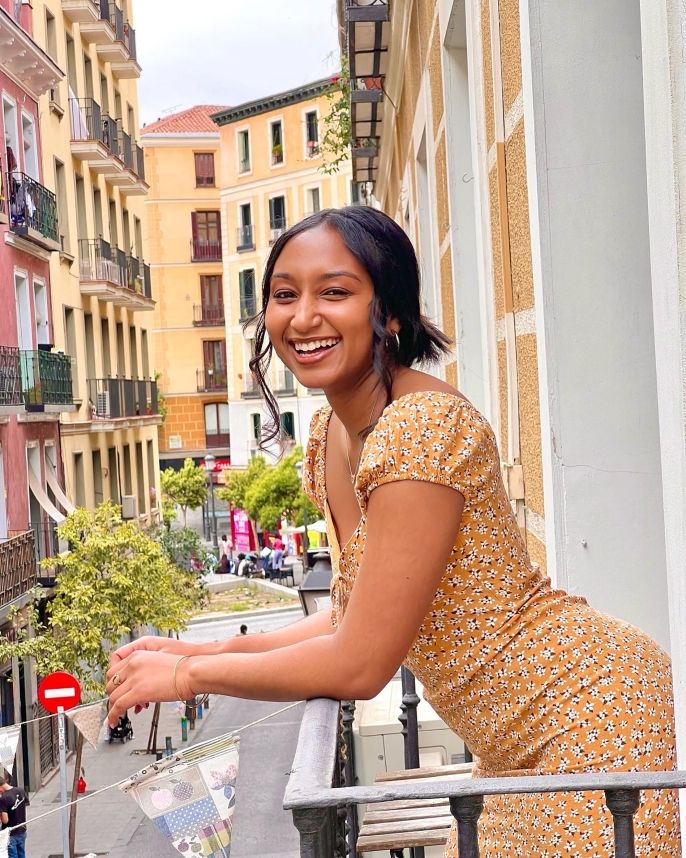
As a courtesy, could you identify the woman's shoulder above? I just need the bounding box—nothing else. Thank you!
[308,403,333,441]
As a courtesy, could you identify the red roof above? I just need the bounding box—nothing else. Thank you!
[141,105,229,135]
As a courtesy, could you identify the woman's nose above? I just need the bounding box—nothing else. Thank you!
[291,298,321,332]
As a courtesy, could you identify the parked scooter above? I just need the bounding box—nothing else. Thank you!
[108,712,134,743]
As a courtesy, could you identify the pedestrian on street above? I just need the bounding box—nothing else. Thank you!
[0,775,29,858]
[106,206,680,856]
[239,624,248,635]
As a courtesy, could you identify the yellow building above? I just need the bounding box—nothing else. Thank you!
[35,0,161,520]
[141,105,229,469]
[213,80,353,467]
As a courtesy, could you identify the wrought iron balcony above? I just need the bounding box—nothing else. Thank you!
[6,172,60,252]
[352,137,379,158]
[0,531,37,607]
[197,368,228,393]
[350,75,385,103]
[62,0,109,27]
[30,521,60,574]
[69,98,121,171]
[236,224,254,250]
[0,346,22,413]
[0,2,63,96]
[78,239,154,310]
[269,217,288,244]
[88,376,159,420]
[345,0,389,22]
[191,238,222,262]
[284,691,686,858]
[20,350,75,412]
[193,304,225,326]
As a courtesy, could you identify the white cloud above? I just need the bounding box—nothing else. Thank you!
[134,0,341,125]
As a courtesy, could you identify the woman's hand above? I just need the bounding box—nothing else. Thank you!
[111,635,201,665]
[105,651,195,727]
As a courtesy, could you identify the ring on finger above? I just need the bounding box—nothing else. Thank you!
[112,672,122,687]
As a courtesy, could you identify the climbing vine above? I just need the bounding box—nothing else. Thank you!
[319,57,352,175]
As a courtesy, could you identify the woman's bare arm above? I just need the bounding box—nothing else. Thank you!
[106,480,463,723]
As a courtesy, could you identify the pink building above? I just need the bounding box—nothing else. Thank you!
[0,0,74,790]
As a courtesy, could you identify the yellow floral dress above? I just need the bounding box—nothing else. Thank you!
[303,391,680,857]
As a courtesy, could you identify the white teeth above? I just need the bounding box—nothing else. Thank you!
[293,338,339,353]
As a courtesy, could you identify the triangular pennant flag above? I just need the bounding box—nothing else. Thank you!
[120,732,239,857]
[0,827,8,858]
[66,702,107,750]
[0,726,21,775]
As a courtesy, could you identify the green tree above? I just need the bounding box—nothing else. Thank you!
[319,58,352,175]
[216,455,267,510]
[243,448,318,531]
[160,458,208,526]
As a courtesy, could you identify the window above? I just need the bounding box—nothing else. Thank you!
[191,211,222,261]
[237,203,253,249]
[251,413,261,444]
[201,341,227,391]
[45,10,58,61]
[237,130,250,173]
[280,412,295,440]
[92,449,103,505]
[239,269,256,319]
[306,187,321,215]
[270,120,283,165]
[268,196,287,242]
[205,403,230,448]
[198,275,224,324]
[73,452,86,508]
[21,113,38,179]
[136,442,145,514]
[194,152,215,186]
[305,110,319,157]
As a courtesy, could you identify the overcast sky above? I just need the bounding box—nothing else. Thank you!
[134,1,341,126]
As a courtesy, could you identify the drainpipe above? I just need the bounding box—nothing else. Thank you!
[488,1,525,527]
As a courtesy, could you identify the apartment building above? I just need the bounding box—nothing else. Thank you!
[33,0,161,522]
[0,0,75,790]
[141,105,230,469]
[338,0,686,789]
[213,80,353,467]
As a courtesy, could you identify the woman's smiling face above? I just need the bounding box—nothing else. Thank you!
[265,225,377,394]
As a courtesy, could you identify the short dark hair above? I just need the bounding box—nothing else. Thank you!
[239,624,248,634]
[247,206,451,446]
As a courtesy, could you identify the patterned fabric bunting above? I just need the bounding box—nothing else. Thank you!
[120,733,239,857]
[0,828,8,858]
[0,726,21,775]
[66,701,107,750]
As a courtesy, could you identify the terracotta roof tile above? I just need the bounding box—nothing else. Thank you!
[141,105,229,135]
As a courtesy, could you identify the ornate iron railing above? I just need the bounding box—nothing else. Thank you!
[6,171,59,245]
[0,346,22,408]
[285,697,686,858]
[0,169,6,217]
[116,120,134,171]
[236,224,254,249]
[191,238,222,261]
[193,304,225,326]
[196,368,227,393]
[88,377,158,419]
[0,531,37,605]
[20,351,73,408]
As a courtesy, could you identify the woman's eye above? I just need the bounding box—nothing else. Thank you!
[272,289,296,300]
[323,288,350,298]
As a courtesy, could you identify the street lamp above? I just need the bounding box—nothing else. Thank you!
[294,460,309,571]
[204,453,219,553]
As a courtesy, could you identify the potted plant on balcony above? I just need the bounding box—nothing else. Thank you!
[23,381,44,411]
[271,143,283,164]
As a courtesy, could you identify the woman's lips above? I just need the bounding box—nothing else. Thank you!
[288,340,340,364]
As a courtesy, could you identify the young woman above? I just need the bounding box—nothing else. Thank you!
[107,207,679,855]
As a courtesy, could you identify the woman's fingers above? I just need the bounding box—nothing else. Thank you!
[105,651,180,726]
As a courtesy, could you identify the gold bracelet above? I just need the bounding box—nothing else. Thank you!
[172,654,190,702]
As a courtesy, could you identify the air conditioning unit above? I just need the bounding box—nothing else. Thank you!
[121,495,137,520]
[96,390,110,418]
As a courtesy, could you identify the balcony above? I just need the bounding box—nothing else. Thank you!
[102,121,147,194]
[78,239,154,311]
[6,172,60,252]
[345,0,389,22]
[88,376,159,421]
[275,369,296,394]
[236,224,255,251]
[241,374,261,399]
[193,304,225,327]
[70,0,114,43]
[197,368,227,393]
[350,75,385,104]
[191,238,222,262]
[69,98,121,173]
[284,691,686,858]
[0,346,22,414]
[19,350,75,413]
[269,217,287,244]
[0,531,37,608]
[95,3,141,78]
[0,2,63,97]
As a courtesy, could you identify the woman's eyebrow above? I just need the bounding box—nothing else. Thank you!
[271,272,294,281]
[321,270,362,282]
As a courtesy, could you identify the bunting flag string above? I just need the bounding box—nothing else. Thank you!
[65,701,107,750]
[0,828,8,858]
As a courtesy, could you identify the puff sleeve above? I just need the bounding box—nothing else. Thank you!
[301,406,330,515]
[355,393,499,511]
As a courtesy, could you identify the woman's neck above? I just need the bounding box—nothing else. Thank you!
[327,372,388,439]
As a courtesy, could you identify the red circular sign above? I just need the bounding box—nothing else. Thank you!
[38,671,81,714]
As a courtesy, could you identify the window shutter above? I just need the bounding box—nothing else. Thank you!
[268,198,276,226]
[191,211,199,241]
[202,340,212,368]
[194,153,215,186]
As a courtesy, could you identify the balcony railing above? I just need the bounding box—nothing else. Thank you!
[236,224,254,250]
[239,157,251,173]
[275,369,295,393]
[0,170,5,218]
[241,373,261,399]
[284,692,686,858]
[6,171,60,251]
[196,368,227,393]
[191,238,222,262]
[19,350,74,411]
[78,239,153,306]
[88,377,159,419]
[0,531,37,605]
[30,521,60,574]
[0,346,22,410]
[239,294,256,320]
[116,120,134,171]
[193,304,225,326]
[134,144,145,180]
[346,0,389,22]
[269,217,287,244]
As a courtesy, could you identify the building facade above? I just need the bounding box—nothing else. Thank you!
[141,105,229,470]
[0,0,75,790]
[34,0,162,522]
[213,80,353,468]
[338,0,686,806]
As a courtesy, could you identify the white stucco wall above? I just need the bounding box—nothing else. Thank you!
[522,0,670,649]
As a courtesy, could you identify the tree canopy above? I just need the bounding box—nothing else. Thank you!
[160,458,208,526]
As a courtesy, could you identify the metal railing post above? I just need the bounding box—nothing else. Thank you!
[449,794,484,858]
[605,789,640,858]
[291,806,330,858]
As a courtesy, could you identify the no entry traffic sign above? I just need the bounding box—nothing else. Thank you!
[38,671,81,714]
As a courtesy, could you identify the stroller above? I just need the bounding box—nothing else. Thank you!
[108,712,134,743]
